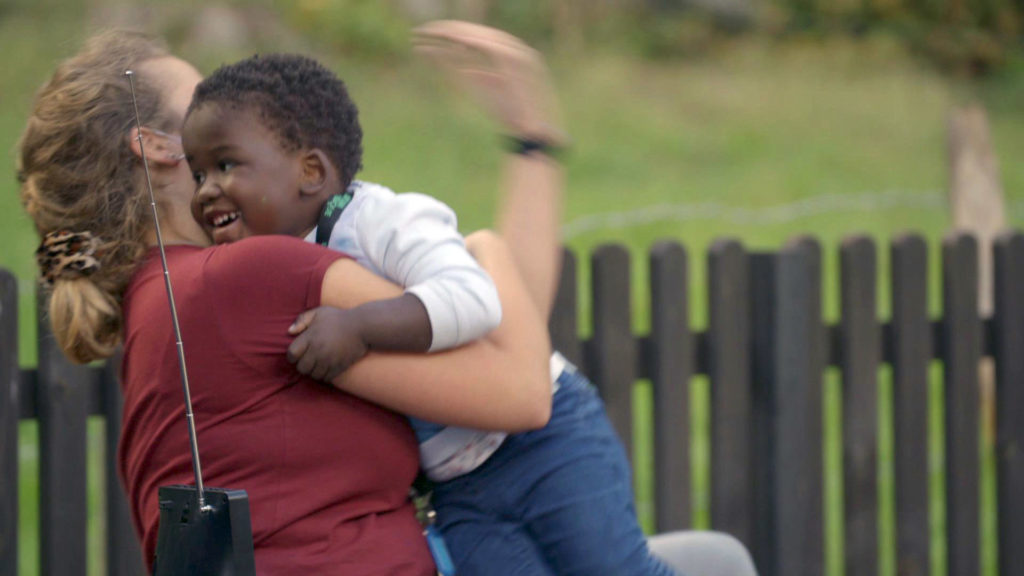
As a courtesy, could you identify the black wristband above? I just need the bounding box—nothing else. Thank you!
[506,135,565,158]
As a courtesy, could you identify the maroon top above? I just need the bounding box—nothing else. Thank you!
[118,236,432,575]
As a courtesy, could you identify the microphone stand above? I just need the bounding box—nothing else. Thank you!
[125,70,255,576]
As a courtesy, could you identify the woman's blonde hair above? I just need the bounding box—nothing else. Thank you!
[17,30,176,363]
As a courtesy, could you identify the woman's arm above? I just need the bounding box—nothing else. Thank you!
[321,231,552,432]
[495,152,564,321]
[414,20,568,320]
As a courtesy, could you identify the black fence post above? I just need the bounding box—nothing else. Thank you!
[707,239,754,550]
[791,237,827,386]
[102,351,145,576]
[36,287,90,576]
[749,241,824,576]
[890,234,931,576]
[550,248,582,367]
[778,238,824,576]
[840,236,880,576]
[941,233,981,576]
[0,271,18,576]
[994,231,1024,576]
[589,244,635,462]
[648,241,691,531]
[750,252,776,574]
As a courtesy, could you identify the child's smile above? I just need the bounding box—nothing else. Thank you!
[204,208,244,242]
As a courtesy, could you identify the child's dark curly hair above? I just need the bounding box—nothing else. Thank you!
[189,53,363,187]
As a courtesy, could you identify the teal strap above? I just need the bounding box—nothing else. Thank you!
[316,190,354,246]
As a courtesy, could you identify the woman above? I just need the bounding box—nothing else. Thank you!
[18,28,551,574]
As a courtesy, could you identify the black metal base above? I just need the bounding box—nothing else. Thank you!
[152,485,255,576]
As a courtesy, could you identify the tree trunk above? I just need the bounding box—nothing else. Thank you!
[948,103,1006,445]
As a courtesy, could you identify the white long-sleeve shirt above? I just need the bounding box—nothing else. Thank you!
[305,181,508,480]
[306,180,502,352]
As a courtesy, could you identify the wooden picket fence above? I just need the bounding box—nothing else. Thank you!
[2,230,1023,576]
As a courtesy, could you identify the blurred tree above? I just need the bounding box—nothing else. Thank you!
[553,0,586,53]
[453,0,491,21]
[398,0,446,20]
[46,0,1022,77]
[277,0,412,58]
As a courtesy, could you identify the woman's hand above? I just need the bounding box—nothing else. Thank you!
[413,20,567,146]
[417,22,569,319]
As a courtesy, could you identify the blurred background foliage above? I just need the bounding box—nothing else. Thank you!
[282,0,1024,75]
[1,0,1021,73]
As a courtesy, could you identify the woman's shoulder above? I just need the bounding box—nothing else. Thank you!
[216,234,318,255]
[203,236,343,288]
[211,236,337,267]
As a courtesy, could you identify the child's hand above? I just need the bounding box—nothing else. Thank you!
[287,306,369,382]
[413,20,566,147]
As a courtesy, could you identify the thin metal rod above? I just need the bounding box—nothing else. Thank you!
[125,70,208,511]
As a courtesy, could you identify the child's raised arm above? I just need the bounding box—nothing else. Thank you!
[414,20,567,319]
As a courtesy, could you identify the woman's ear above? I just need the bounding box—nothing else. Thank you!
[128,127,185,167]
[299,149,334,197]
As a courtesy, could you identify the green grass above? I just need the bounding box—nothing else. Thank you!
[2,9,1023,576]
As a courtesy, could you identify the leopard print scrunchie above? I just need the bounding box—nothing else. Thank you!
[36,230,102,286]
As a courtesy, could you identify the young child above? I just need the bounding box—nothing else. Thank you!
[182,52,510,486]
[182,49,676,575]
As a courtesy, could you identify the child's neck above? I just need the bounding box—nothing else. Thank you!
[307,184,352,238]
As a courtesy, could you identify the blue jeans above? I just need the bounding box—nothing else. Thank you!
[431,362,677,576]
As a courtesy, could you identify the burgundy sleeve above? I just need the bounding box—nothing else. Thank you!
[210,236,344,309]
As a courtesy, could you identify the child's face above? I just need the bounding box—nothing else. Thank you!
[182,102,312,244]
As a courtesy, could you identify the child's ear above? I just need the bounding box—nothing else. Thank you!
[128,127,184,167]
[299,149,332,197]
